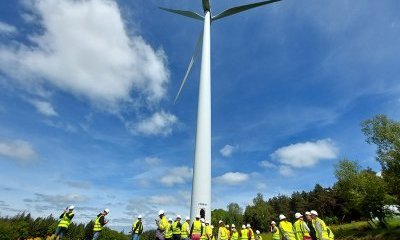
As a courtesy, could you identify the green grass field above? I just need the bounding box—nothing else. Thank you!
[259,217,400,240]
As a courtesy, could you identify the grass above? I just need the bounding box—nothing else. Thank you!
[259,217,400,240]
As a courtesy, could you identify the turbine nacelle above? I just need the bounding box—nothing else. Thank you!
[202,0,211,12]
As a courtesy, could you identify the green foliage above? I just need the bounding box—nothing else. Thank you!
[244,193,273,232]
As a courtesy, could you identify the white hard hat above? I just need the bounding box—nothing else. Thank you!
[256,230,260,234]
[242,225,246,229]
[138,215,142,219]
[185,216,190,220]
[200,218,205,223]
[176,215,181,219]
[279,214,286,220]
[68,205,75,210]
[231,224,235,228]
[247,224,251,228]
[159,210,165,215]
[104,209,110,213]
[218,220,223,224]
[196,215,200,219]
[295,213,303,219]
[206,220,210,224]
[305,211,311,216]
[226,225,229,228]
[271,221,276,225]
[168,218,173,222]
[310,210,318,216]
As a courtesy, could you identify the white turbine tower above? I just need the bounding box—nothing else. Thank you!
[160,0,282,222]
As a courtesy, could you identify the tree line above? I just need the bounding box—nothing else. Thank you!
[211,115,400,232]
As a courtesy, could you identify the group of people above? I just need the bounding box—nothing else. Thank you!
[271,210,334,240]
[52,205,110,240]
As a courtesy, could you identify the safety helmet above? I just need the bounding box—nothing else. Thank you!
[279,214,286,220]
[218,220,224,224]
[231,224,235,228]
[256,230,260,234]
[159,210,165,215]
[138,215,142,219]
[200,218,205,223]
[196,215,200,219]
[206,220,210,224]
[310,210,318,216]
[104,209,110,213]
[305,211,311,216]
[242,225,246,229]
[246,224,251,228]
[168,218,173,222]
[68,205,75,210]
[226,225,229,228]
[176,215,181,219]
[186,216,190,221]
[295,212,303,219]
[271,221,276,225]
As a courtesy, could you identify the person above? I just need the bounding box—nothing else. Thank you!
[205,221,213,240]
[240,225,247,240]
[173,215,182,240]
[217,220,227,240]
[246,224,254,240]
[255,230,262,240]
[52,205,75,240]
[310,211,330,240]
[190,215,203,240]
[270,221,280,240]
[231,226,238,240]
[181,216,190,240]
[165,218,174,240]
[92,209,110,240]
[156,210,169,240]
[305,212,317,240]
[278,214,296,240]
[200,219,207,240]
[293,213,311,240]
[132,215,144,240]
[225,225,231,240]
[326,226,334,240]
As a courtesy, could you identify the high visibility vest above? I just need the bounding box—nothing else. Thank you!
[219,227,227,240]
[181,222,189,238]
[248,229,255,240]
[313,218,329,240]
[226,229,231,239]
[240,229,248,240]
[192,220,202,234]
[159,216,169,231]
[279,221,296,240]
[173,221,182,235]
[231,231,239,240]
[132,220,143,234]
[256,235,262,240]
[201,224,207,240]
[58,212,74,228]
[206,225,213,239]
[294,219,310,239]
[271,227,280,240]
[93,215,104,232]
[326,227,334,240]
[165,223,173,239]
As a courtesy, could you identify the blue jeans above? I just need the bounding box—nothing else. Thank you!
[92,231,101,240]
[53,227,67,239]
[132,234,140,240]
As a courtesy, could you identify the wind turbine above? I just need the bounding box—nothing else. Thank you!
[160,0,282,222]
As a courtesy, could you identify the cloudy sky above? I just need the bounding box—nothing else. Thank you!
[1,0,400,231]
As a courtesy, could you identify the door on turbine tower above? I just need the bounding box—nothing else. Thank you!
[200,208,205,219]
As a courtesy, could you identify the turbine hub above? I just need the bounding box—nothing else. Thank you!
[202,0,211,12]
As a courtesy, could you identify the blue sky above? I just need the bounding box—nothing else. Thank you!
[1,0,400,231]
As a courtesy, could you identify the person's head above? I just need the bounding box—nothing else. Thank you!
[231,224,235,229]
[104,209,110,215]
[305,211,312,221]
[168,218,173,223]
[176,215,181,221]
[246,224,251,229]
[68,205,74,212]
[196,215,200,221]
[138,215,143,221]
[271,221,276,226]
[206,221,210,226]
[159,210,165,218]
[186,216,190,222]
[242,225,246,229]
[255,230,260,235]
[279,214,286,221]
[295,212,303,220]
[310,210,318,219]
[218,220,224,227]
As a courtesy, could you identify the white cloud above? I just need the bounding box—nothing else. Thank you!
[271,139,338,168]
[278,165,294,176]
[144,157,161,166]
[259,160,276,169]
[129,111,178,136]
[29,99,58,117]
[0,140,36,163]
[0,22,17,35]
[219,144,237,157]
[214,172,249,186]
[0,0,169,110]
[149,195,177,205]
[160,166,192,187]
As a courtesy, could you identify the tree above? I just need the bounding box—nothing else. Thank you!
[362,114,400,201]
[244,193,273,232]
[226,203,243,227]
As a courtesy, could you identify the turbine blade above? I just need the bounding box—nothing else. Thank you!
[159,7,204,21]
[174,31,204,104]
[212,0,282,21]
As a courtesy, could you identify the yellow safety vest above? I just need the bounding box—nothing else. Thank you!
[279,221,296,240]
[58,212,74,228]
[159,216,169,231]
[294,219,310,239]
[181,222,189,238]
[256,235,262,240]
[173,221,182,235]
[93,215,104,232]
[132,220,143,234]
[192,220,202,234]
[165,223,173,239]
[240,229,248,240]
[313,218,329,240]
[271,226,280,240]
[231,231,239,240]
[206,225,213,239]
[226,229,231,239]
[219,227,227,240]
[327,227,334,240]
